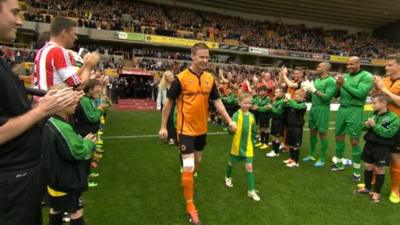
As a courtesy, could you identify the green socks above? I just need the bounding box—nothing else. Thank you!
[320,138,328,161]
[226,163,233,178]
[335,140,345,168]
[227,156,255,191]
[309,134,317,158]
[247,171,255,191]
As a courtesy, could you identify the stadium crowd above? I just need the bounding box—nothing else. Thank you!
[74,45,194,61]
[24,0,400,58]
[0,46,36,65]
[2,46,123,71]
[3,44,323,102]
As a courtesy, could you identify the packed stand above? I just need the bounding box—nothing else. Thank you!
[0,46,36,66]
[24,0,400,58]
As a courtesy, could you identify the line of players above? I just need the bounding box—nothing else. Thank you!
[216,57,400,203]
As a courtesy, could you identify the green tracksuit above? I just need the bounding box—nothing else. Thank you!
[363,111,400,142]
[223,93,238,117]
[254,95,271,113]
[43,116,95,193]
[252,95,260,106]
[270,98,285,118]
[74,95,103,136]
[223,93,238,105]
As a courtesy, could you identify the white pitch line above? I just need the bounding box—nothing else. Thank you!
[103,128,335,140]
[102,132,226,139]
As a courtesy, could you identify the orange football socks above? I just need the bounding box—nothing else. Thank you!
[182,171,196,212]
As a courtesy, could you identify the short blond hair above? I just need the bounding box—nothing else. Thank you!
[238,92,252,102]
[191,42,209,55]
[387,54,400,64]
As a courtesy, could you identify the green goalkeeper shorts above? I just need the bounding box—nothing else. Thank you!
[229,155,253,164]
[309,105,330,133]
[335,105,364,138]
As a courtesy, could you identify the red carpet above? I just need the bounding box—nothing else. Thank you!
[113,98,156,111]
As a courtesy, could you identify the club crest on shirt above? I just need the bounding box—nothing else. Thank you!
[382,117,391,129]
[180,144,187,152]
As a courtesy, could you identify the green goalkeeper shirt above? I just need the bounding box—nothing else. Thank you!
[311,75,336,106]
[339,70,373,107]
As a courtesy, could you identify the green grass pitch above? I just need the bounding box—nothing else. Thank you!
[44,110,399,225]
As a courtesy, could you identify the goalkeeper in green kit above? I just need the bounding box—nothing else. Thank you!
[302,62,336,167]
[330,57,373,182]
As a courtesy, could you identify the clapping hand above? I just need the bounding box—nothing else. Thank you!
[301,80,311,91]
[373,75,385,91]
[336,74,344,87]
[308,81,317,93]
[84,133,97,143]
[365,117,376,128]
[84,52,101,68]
[280,66,288,76]
[38,87,82,116]
[368,118,376,127]
[284,93,291,102]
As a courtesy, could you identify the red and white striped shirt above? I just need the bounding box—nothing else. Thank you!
[34,42,81,90]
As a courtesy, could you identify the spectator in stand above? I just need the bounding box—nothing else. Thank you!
[241,75,253,93]
[258,72,276,99]
[157,71,177,145]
